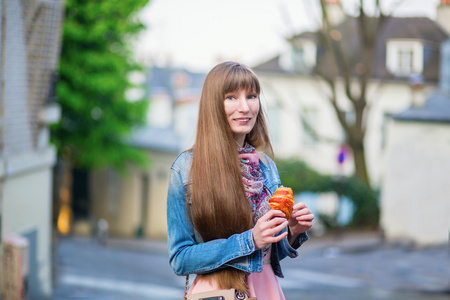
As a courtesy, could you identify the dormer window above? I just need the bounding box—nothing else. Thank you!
[386,39,424,76]
[292,47,307,70]
[397,48,414,74]
[280,39,317,72]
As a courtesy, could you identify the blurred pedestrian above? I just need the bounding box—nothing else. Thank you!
[167,61,314,299]
[97,218,108,246]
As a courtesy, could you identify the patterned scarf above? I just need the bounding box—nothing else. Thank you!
[238,143,271,226]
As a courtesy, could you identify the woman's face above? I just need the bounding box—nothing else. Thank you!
[223,88,259,146]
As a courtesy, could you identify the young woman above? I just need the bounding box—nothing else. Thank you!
[167,61,314,299]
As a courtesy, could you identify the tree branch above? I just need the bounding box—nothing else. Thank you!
[262,80,340,144]
[314,67,350,134]
[319,0,357,105]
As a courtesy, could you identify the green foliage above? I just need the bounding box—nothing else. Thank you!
[276,160,334,192]
[52,0,150,170]
[341,177,380,227]
[276,159,379,227]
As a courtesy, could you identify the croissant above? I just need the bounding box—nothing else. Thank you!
[269,187,294,219]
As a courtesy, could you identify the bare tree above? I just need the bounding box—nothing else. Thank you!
[311,0,393,187]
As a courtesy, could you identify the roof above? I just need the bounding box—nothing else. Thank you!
[374,17,447,82]
[146,66,206,103]
[288,31,318,43]
[381,17,447,42]
[254,17,449,82]
[393,91,450,123]
[253,56,286,74]
[129,126,180,153]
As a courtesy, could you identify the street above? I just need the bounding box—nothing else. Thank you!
[52,233,450,300]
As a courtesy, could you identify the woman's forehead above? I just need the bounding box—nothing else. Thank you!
[225,87,257,94]
[223,82,259,94]
[223,69,259,91]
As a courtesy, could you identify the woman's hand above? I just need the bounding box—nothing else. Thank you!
[252,210,288,250]
[288,202,314,245]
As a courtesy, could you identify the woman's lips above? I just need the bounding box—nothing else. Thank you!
[234,118,250,124]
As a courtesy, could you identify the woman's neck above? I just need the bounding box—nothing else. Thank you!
[233,135,246,148]
[234,139,245,148]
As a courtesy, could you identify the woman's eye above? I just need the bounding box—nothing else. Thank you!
[225,95,235,100]
[248,94,258,99]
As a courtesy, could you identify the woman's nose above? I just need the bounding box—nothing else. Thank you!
[237,97,250,112]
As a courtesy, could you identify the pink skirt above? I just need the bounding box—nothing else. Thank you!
[246,257,285,300]
[188,249,285,300]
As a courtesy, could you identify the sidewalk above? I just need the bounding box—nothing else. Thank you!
[299,229,384,253]
[289,230,450,296]
[54,230,450,300]
[106,237,170,255]
[107,229,450,294]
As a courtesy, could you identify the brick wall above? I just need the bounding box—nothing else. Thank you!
[0,0,64,157]
[23,0,64,145]
[3,0,34,157]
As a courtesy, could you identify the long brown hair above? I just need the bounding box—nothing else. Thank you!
[189,62,272,292]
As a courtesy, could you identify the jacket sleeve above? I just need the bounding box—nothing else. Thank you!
[167,164,262,276]
[276,230,309,262]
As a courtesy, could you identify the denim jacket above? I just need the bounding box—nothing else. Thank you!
[167,150,309,278]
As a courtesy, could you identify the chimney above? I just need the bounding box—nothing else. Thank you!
[409,74,426,108]
[324,0,345,27]
[436,0,450,35]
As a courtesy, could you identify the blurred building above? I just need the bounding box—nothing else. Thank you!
[145,66,205,151]
[254,0,450,245]
[0,0,64,298]
[88,67,205,239]
[89,127,179,239]
[381,38,450,246]
[254,0,449,188]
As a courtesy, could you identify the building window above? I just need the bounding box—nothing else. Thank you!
[302,107,318,146]
[280,39,317,72]
[397,48,414,75]
[386,40,423,77]
[293,47,307,71]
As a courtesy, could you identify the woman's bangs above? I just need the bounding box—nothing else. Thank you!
[223,66,260,95]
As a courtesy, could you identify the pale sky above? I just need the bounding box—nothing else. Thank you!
[135,0,441,73]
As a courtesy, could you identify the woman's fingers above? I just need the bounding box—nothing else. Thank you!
[288,202,315,237]
[294,212,314,228]
[253,225,288,250]
[296,213,315,221]
[266,216,287,228]
[267,230,288,244]
[253,210,289,250]
[268,219,289,236]
[292,206,314,220]
[261,209,285,221]
[293,202,306,211]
